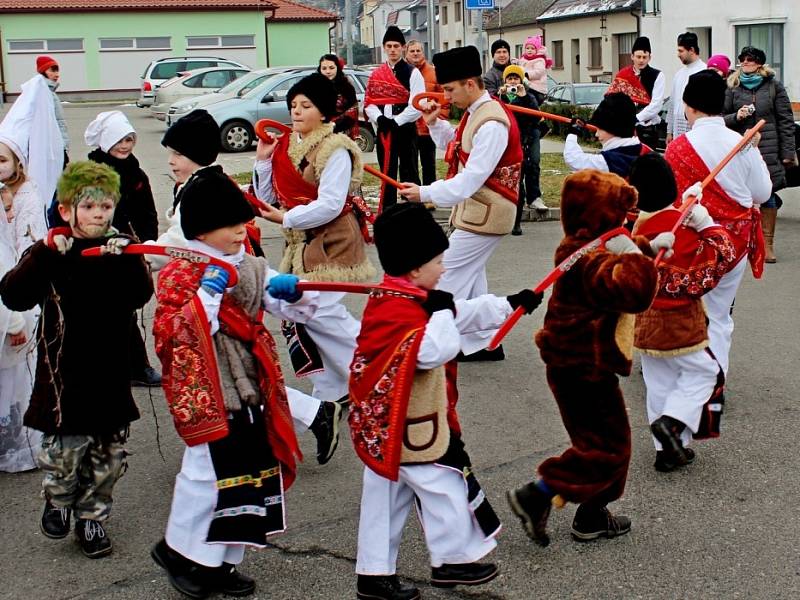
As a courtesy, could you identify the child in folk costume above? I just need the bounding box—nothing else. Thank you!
[351,203,542,600]
[629,153,736,472]
[507,170,672,546]
[255,72,375,463]
[0,161,153,557]
[84,110,161,388]
[664,71,772,378]
[399,46,523,362]
[151,169,317,598]
[0,183,41,472]
[564,92,651,178]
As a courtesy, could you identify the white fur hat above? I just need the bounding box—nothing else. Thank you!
[84,110,135,153]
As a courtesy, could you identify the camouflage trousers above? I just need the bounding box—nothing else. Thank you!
[37,428,129,521]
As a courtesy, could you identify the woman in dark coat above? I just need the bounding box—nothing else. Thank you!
[318,54,359,139]
[84,111,161,386]
[723,46,797,263]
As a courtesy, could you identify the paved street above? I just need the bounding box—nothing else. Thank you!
[1,103,799,599]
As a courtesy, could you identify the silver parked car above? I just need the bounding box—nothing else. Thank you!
[150,66,250,121]
[138,56,249,107]
[206,68,375,153]
[545,82,609,108]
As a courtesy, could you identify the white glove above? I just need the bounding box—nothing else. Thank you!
[605,234,641,255]
[682,182,703,203]
[52,234,73,255]
[101,237,132,256]
[685,204,714,231]
[650,232,675,259]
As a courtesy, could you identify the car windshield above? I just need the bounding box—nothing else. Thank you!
[574,85,608,105]
[217,71,261,94]
[240,73,295,99]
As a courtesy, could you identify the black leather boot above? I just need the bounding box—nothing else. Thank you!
[151,538,210,599]
[356,574,420,600]
[506,482,552,547]
[431,562,498,588]
[40,497,71,539]
[309,400,343,465]
[571,505,631,541]
[74,518,113,558]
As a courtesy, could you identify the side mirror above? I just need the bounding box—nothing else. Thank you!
[261,94,274,104]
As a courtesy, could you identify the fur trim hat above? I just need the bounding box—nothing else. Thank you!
[589,92,637,138]
[503,65,525,81]
[374,203,449,275]
[738,46,766,65]
[383,26,406,46]
[433,46,482,85]
[286,73,338,121]
[628,153,678,213]
[632,36,651,54]
[491,39,510,56]
[36,55,58,74]
[84,110,136,153]
[560,170,638,239]
[180,168,255,240]
[57,160,121,208]
[683,70,726,116]
[161,109,220,167]
[707,54,731,76]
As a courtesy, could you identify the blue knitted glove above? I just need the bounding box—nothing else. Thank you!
[200,264,230,295]
[268,274,302,303]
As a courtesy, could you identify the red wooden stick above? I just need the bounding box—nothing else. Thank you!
[255,118,291,142]
[295,280,427,299]
[487,226,629,351]
[653,118,766,265]
[81,244,239,286]
[364,164,403,191]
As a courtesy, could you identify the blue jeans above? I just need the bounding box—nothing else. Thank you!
[762,192,782,209]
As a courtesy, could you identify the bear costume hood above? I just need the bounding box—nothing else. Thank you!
[559,170,638,241]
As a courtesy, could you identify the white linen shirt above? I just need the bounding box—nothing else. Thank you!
[364,63,425,127]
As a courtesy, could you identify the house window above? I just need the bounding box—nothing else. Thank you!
[443,41,449,51]
[456,39,462,48]
[9,38,83,53]
[735,23,784,81]
[616,32,637,69]
[186,35,255,49]
[99,37,171,51]
[515,44,523,58]
[589,37,602,69]
[455,0,461,22]
[441,5,448,25]
[552,40,564,69]
[642,0,661,14]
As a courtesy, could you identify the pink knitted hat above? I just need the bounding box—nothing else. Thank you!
[525,36,544,50]
[706,54,731,76]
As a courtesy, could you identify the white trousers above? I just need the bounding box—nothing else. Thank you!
[303,292,361,401]
[641,351,720,450]
[356,464,497,575]
[437,230,504,355]
[703,258,747,377]
[287,386,320,433]
[165,443,246,568]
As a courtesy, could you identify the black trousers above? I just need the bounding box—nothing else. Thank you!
[416,134,437,186]
[129,314,152,375]
[376,123,419,210]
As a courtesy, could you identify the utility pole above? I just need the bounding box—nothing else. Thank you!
[427,0,436,54]
[344,0,354,65]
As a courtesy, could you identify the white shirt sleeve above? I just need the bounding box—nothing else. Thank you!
[394,68,425,127]
[197,288,222,335]
[452,295,513,335]
[365,103,382,124]
[282,148,350,230]
[427,118,456,150]
[637,72,665,125]
[563,134,609,172]
[416,310,462,369]
[253,158,277,205]
[420,120,507,207]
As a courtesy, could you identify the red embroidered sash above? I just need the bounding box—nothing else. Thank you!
[364,63,410,109]
[665,135,765,279]
[606,66,650,106]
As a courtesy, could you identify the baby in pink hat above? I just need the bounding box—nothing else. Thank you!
[517,35,552,98]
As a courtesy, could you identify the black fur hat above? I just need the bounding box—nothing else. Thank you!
[383,25,406,46]
[683,70,726,116]
[180,167,254,240]
[374,203,449,275]
[589,92,637,138]
[433,46,482,85]
[286,73,338,121]
[161,109,220,167]
[629,153,678,213]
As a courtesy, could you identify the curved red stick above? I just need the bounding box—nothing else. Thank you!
[295,281,427,299]
[82,244,239,286]
[255,118,292,142]
[487,226,629,351]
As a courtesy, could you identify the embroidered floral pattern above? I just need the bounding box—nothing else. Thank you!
[659,234,737,299]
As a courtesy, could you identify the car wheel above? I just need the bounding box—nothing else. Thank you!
[354,125,375,153]
[221,121,254,153]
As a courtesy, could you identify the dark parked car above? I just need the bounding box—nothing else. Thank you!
[544,82,609,108]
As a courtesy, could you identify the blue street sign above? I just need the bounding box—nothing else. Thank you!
[465,0,494,9]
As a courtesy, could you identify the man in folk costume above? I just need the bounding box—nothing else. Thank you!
[364,25,425,211]
[606,36,665,150]
[152,170,317,598]
[665,71,772,378]
[255,73,375,463]
[629,153,736,472]
[351,203,542,600]
[400,46,523,362]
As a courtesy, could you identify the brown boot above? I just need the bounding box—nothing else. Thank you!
[761,207,777,263]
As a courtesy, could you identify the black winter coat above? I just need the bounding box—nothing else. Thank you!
[723,74,796,192]
[499,85,540,139]
[0,236,153,435]
[89,149,159,241]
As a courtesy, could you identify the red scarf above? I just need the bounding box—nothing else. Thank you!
[665,135,765,278]
[154,260,301,488]
[607,66,651,106]
[364,63,410,109]
[348,275,460,480]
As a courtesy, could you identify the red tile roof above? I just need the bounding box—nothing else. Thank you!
[0,0,275,12]
[267,0,338,22]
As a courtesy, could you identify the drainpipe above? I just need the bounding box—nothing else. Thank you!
[264,6,276,67]
[630,5,641,37]
[328,20,337,54]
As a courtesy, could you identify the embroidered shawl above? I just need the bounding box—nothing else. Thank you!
[606,66,651,106]
[364,63,410,109]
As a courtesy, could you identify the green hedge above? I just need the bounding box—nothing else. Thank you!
[538,103,596,142]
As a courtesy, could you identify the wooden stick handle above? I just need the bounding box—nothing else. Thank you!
[295,281,427,299]
[364,164,403,191]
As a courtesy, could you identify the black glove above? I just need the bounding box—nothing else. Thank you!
[506,289,544,314]
[421,289,456,316]
[568,117,586,137]
[377,115,396,132]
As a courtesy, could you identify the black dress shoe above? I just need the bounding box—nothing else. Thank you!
[151,538,210,599]
[654,447,696,472]
[208,563,255,597]
[74,518,113,558]
[511,225,523,236]
[40,498,71,539]
[506,482,551,547]
[309,400,343,465]
[356,574,420,600]
[651,416,690,467]
[571,506,631,542]
[457,346,505,362]
[431,562,499,588]
[131,366,162,387]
